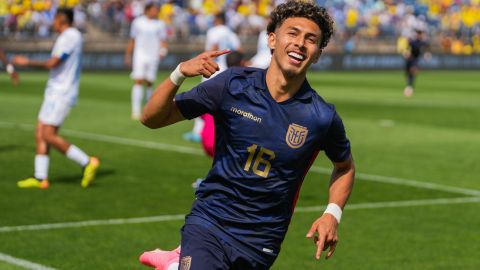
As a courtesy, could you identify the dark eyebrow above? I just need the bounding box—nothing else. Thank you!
[286,26,300,32]
[286,26,319,38]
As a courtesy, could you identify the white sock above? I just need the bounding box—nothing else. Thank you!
[167,263,179,270]
[66,145,90,167]
[192,117,205,136]
[34,154,49,180]
[145,86,153,101]
[132,84,144,117]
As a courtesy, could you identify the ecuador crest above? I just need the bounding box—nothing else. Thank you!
[286,123,308,149]
[180,256,192,270]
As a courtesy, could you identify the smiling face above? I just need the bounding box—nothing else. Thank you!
[268,17,322,78]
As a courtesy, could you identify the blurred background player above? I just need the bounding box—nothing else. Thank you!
[183,11,242,143]
[0,47,19,85]
[247,24,271,69]
[12,8,99,189]
[125,3,168,120]
[403,29,430,97]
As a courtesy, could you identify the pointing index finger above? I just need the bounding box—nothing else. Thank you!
[209,49,230,58]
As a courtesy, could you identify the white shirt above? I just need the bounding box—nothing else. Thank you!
[130,15,167,62]
[46,27,82,104]
[249,30,271,69]
[205,24,241,71]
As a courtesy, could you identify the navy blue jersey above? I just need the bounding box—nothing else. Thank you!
[175,67,351,265]
[409,38,429,59]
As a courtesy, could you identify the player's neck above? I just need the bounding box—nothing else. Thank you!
[265,63,306,103]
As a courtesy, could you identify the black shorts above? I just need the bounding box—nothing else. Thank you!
[179,224,271,270]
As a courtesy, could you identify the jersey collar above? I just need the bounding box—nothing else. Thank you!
[252,69,313,101]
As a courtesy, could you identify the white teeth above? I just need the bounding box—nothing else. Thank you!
[288,52,304,61]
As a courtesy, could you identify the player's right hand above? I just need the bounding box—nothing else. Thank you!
[179,49,230,79]
[306,214,339,260]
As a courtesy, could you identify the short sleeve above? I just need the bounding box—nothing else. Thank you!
[322,111,351,162]
[158,22,167,41]
[175,69,230,120]
[51,33,76,60]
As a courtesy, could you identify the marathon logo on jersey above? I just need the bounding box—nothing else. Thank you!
[180,256,191,270]
[230,107,262,123]
[286,124,308,149]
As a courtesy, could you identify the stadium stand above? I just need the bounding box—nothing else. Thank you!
[0,0,479,54]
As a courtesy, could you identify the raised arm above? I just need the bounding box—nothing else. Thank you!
[12,55,62,70]
[141,49,230,129]
[306,155,355,260]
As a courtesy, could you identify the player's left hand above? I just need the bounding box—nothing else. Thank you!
[306,214,338,260]
[12,56,29,66]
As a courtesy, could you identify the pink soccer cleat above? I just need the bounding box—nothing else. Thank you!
[139,246,180,270]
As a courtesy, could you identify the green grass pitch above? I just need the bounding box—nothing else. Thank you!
[1,70,479,269]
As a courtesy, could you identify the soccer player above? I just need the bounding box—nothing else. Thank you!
[0,48,19,85]
[125,3,168,120]
[12,8,99,189]
[403,29,430,97]
[140,1,355,269]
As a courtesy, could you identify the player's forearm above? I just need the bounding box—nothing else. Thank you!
[125,39,134,57]
[26,58,60,69]
[141,78,180,128]
[26,59,49,69]
[328,156,355,209]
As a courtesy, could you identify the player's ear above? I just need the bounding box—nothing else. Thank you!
[268,32,276,51]
[312,49,322,64]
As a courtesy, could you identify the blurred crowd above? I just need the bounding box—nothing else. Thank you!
[1,0,479,54]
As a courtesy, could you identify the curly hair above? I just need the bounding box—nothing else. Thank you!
[267,0,334,50]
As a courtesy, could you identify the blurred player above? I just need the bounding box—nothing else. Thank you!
[140,1,355,269]
[403,29,430,97]
[13,8,99,189]
[247,29,272,69]
[183,11,242,143]
[125,3,168,120]
[0,48,19,85]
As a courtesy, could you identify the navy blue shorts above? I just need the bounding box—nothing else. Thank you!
[405,58,419,71]
[179,224,270,270]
